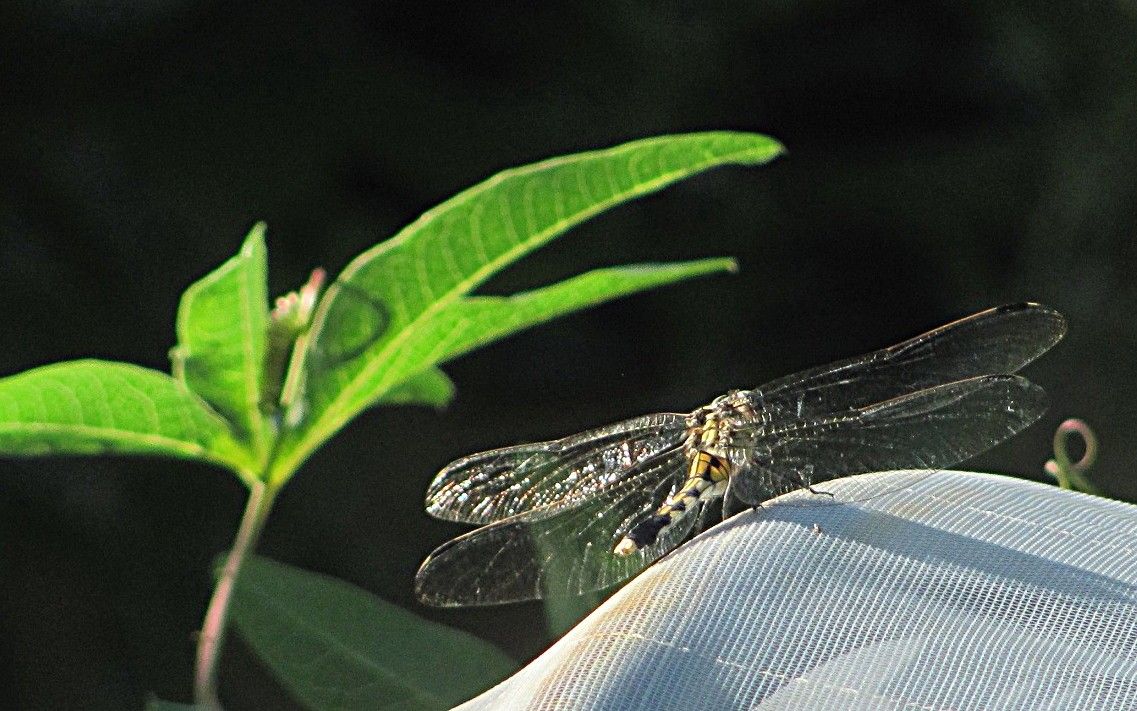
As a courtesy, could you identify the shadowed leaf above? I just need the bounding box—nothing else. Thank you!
[231,555,515,711]
[377,367,455,409]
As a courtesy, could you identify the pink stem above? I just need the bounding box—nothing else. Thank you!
[194,481,275,709]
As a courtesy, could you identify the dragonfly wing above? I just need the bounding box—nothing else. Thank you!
[752,303,1064,420]
[729,375,1048,506]
[416,448,692,606]
[425,413,687,524]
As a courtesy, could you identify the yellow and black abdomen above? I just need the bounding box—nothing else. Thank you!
[613,450,730,556]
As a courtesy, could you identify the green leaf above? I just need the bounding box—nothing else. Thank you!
[361,259,730,411]
[171,224,270,455]
[414,258,736,367]
[375,367,455,409]
[0,360,252,480]
[274,131,782,480]
[231,555,516,711]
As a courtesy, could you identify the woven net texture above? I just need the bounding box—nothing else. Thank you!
[457,470,1137,711]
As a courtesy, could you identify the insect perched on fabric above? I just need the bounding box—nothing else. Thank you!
[415,303,1065,607]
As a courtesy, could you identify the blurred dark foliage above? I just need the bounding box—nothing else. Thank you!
[1,1,1135,708]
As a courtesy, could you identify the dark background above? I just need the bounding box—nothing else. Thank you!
[1,2,1135,708]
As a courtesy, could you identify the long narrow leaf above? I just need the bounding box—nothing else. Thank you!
[424,257,737,368]
[356,257,735,414]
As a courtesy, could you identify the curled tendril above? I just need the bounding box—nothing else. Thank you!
[1044,418,1100,495]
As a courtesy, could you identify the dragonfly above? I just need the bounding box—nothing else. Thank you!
[415,303,1065,607]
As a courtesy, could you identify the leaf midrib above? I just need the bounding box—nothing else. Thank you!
[0,421,219,459]
[236,238,267,454]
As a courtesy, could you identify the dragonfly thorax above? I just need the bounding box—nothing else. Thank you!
[684,390,759,459]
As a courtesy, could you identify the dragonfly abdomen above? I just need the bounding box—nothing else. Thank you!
[613,450,729,556]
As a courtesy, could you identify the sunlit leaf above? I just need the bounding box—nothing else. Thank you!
[171,224,270,454]
[0,360,251,479]
[416,258,736,367]
[363,258,733,413]
[273,131,782,481]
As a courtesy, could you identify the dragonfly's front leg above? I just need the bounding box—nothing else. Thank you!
[720,477,752,520]
[792,463,835,499]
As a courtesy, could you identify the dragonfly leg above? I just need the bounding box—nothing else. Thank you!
[721,479,752,520]
[787,464,834,499]
[695,499,719,533]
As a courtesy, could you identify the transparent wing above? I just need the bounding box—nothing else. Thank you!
[752,303,1064,420]
[729,375,1048,506]
[425,413,687,524]
[416,448,692,606]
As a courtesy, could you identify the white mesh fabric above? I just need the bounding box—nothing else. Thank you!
[456,470,1137,710]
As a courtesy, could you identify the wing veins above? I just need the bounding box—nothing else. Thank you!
[731,375,1048,505]
[425,413,687,524]
[752,303,1064,419]
[416,448,689,605]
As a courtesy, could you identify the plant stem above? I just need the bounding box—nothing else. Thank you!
[194,480,277,709]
